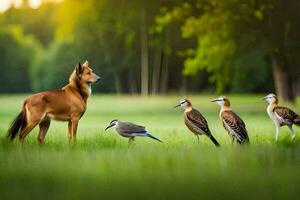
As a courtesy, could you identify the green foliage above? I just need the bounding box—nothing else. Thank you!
[1,5,56,47]
[71,0,139,73]
[183,32,236,93]
[28,0,151,93]
[155,0,300,94]
[31,39,78,91]
[31,37,116,93]
[230,46,273,93]
[0,0,300,95]
[0,26,39,93]
[52,0,173,93]
[155,1,242,92]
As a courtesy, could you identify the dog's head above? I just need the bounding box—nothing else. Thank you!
[75,60,100,84]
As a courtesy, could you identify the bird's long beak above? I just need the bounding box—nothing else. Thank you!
[211,99,219,103]
[262,96,268,101]
[105,124,114,131]
[174,104,181,108]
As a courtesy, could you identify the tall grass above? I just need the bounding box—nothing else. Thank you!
[0,94,299,200]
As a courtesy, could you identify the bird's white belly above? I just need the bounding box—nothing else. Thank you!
[267,106,287,126]
[119,132,147,138]
[267,107,279,124]
[119,132,134,138]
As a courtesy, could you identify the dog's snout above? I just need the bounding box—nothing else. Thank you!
[96,75,101,82]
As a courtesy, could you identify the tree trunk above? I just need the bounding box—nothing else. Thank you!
[129,70,138,94]
[271,51,295,102]
[180,77,188,94]
[115,71,131,94]
[160,53,169,94]
[140,8,149,96]
[114,72,123,94]
[294,77,300,95]
[151,46,162,95]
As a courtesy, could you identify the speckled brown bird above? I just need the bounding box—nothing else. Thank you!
[263,93,300,141]
[211,96,249,144]
[174,99,220,146]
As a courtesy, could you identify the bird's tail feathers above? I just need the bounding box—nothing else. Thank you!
[238,137,250,145]
[146,132,163,143]
[294,116,300,126]
[209,135,220,147]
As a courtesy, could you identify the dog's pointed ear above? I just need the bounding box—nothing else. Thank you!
[75,62,82,77]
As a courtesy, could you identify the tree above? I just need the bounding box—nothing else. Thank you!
[31,39,79,91]
[1,4,56,47]
[0,26,39,93]
[255,0,300,101]
[54,0,177,95]
[156,0,300,100]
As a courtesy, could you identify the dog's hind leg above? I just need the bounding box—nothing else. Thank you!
[37,119,51,144]
[19,121,39,144]
[19,103,45,144]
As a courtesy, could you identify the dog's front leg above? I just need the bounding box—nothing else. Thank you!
[71,118,79,144]
[68,121,72,143]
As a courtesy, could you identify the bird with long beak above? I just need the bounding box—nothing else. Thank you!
[174,99,220,146]
[105,119,162,144]
[263,93,300,141]
[211,96,249,144]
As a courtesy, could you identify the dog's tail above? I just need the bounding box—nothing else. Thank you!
[294,115,300,126]
[7,103,27,141]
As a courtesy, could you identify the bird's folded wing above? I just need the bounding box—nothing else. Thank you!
[186,109,211,135]
[273,106,297,121]
[221,110,248,141]
[119,122,146,133]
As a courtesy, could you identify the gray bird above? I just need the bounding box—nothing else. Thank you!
[105,119,163,144]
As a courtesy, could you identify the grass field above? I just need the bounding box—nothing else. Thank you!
[0,94,300,200]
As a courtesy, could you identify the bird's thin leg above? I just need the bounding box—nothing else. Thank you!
[196,135,200,144]
[231,137,235,146]
[287,124,295,141]
[275,124,280,142]
[128,137,135,147]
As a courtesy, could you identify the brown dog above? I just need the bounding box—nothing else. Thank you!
[7,60,100,144]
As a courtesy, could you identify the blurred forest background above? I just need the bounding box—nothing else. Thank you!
[0,0,300,101]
